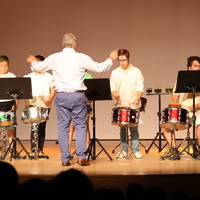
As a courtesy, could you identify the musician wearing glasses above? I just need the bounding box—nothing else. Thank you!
[110,49,144,159]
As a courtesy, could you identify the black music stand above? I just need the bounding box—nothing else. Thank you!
[0,77,32,160]
[145,92,168,153]
[174,70,200,158]
[84,78,113,161]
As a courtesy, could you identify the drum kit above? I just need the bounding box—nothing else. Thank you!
[111,97,147,158]
[21,106,49,159]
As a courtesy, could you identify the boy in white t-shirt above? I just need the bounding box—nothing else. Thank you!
[24,55,56,158]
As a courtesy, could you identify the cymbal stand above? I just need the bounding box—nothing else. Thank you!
[29,123,49,160]
[146,93,168,153]
[0,126,7,159]
[116,125,133,159]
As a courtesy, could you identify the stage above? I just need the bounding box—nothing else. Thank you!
[1,139,200,198]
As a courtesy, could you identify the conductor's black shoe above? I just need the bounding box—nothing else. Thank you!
[62,161,71,166]
[77,158,90,166]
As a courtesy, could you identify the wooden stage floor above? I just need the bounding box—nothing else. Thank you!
[1,139,200,198]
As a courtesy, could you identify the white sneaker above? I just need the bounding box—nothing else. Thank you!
[134,151,143,159]
[116,150,127,158]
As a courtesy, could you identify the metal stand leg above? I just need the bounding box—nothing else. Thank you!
[29,123,49,160]
[0,126,7,160]
[116,126,133,159]
[112,139,147,153]
[161,127,181,160]
[146,93,168,153]
[86,100,113,161]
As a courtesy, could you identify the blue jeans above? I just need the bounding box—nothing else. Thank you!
[120,126,139,153]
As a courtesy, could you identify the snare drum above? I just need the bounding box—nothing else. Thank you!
[21,107,49,124]
[111,106,139,127]
[0,111,14,126]
[161,107,189,130]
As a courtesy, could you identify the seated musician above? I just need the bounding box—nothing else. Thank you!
[161,56,200,160]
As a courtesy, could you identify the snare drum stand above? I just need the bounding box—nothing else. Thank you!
[29,122,49,160]
[2,92,31,161]
[0,126,7,159]
[116,125,133,159]
[146,93,168,153]
[161,126,181,160]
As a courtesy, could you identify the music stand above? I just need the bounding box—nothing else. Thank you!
[175,70,200,158]
[145,92,168,153]
[0,77,32,160]
[84,78,113,161]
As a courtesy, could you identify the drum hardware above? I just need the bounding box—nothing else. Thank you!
[174,70,200,159]
[0,126,8,159]
[145,92,168,153]
[161,126,181,160]
[169,125,193,160]
[1,101,31,161]
[21,107,49,160]
[28,123,49,160]
[0,77,33,160]
[115,125,133,159]
[112,137,147,154]
[111,97,148,155]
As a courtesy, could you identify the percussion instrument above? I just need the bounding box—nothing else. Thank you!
[161,107,189,130]
[111,105,139,127]
[21,107,49,124]
[0,111,14,126]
